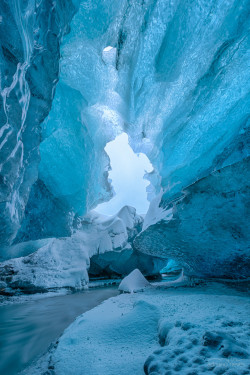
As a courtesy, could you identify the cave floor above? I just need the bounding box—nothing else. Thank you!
[24,282,250,375]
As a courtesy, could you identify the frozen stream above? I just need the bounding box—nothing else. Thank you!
[0,287,118,375]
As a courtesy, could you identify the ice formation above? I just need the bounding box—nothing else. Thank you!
[160,259,182,275]
[0,207,164,293]
[0,0,76,246]
[0,0,249,281]
[0,235,89,293]
[135,159,250,279]
[118,268,150,293]
[0,3,249,375]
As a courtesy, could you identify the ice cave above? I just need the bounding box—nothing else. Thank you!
[0,0,249,374]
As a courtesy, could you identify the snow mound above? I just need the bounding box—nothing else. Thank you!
[22,284,250,375]
[53,298,160,375]
[144,325,250,375]
[118,268,150,293]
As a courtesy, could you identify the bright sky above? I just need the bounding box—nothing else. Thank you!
[96,133,153,216]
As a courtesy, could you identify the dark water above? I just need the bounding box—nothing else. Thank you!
[0,288,118,375]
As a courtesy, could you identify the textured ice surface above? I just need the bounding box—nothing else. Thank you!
[0,0,249,279]
[0,234,89,293]
[0,0,76,245]
[135,159,250,279]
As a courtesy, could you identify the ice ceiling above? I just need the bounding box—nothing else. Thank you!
[0,0,249,279]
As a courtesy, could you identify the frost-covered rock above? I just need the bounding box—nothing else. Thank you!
[118,269,150,293]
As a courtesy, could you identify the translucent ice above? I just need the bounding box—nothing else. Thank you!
[0,0,249,279]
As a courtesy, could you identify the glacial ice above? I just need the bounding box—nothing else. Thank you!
[160,259,182,275]
[0,234,89,293]
[0,206,164,293]
[135,159,250,279]
[0,0,249,280]
[0,0,77,246]
[0,3,249,375]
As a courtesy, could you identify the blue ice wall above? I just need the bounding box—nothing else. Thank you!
[0,0,76,245]
[0,0,249,279]
[135,158,250,279]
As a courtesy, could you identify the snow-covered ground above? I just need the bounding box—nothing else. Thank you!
[23,282,250,375]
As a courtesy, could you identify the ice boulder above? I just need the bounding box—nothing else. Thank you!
[0,233,89,294]
[118,269,150,293]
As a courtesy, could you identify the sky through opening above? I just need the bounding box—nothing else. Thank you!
[96,133,153,216]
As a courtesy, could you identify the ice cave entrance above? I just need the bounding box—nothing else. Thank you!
[96,133,153,216]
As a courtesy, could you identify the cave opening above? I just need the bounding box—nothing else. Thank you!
[95,132,153,216]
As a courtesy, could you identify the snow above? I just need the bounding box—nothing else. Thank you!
[25,283,250,375]
[0,207,164,294]
[0,233,90,292]
[118,269,150,293]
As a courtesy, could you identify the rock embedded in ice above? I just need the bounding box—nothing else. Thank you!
[118,268,150,293]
